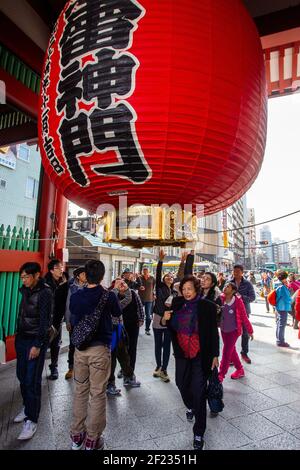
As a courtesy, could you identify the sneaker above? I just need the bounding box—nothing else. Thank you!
[153,367,161,378]
[186,409,194,422]
[106,383,122,396]
[241,353,251,364]
[65,369,73,380]
[277,342,290,348]
[231,368,245,380]
[71,431,86,450]
[17,420,37,440]
[14,407,26,423]
[160,370,170,383]
[117,369,123,379]
[85,436,104,450]
[48,365,59,380]
[193,435,205,450]
[145,330,151,336]
[229,362,234,366]
[123,375,141,387]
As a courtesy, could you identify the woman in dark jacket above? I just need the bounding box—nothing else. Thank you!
[161,275,219,450]
[152,250,177,382]
[200,272,222,325]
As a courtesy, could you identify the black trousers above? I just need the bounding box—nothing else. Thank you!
[175,355,207,437]
[108,339,134,385]
[49,326,62,369]
[68,331,75,369]
[124,321,140,371]
[240,312,250,355]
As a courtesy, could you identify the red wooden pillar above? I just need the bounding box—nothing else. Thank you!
[38,172,57,272]
[55,190,68,262]
[38,173,68,270]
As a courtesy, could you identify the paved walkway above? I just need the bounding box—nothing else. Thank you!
[1,298,300,450]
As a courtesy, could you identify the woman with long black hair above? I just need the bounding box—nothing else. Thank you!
[152,250,177,382]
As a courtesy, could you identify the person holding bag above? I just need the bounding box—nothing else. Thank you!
[107,279,142,395]
[69,260,122,451]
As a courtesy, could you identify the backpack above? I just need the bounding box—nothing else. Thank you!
[267,289,276,307]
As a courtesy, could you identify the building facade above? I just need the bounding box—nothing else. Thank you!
[231,195,247,264]
[245,208,257,270]
[0,144,41,232]
[273,238,290,264]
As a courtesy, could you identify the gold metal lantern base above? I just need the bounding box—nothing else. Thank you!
[97,206,198,248]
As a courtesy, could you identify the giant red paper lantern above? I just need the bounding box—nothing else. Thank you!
[39,0,267,216]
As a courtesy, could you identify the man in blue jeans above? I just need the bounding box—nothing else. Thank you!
[230,265,256,364]
[14,262,53,440]
[138,267,155,335]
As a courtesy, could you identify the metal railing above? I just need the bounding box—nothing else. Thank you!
[0,224,39,341]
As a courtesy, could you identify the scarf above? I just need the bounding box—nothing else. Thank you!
[172,295,200,358]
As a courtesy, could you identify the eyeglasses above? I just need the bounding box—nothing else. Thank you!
[20,274,32,281]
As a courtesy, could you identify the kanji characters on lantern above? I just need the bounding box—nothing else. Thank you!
[54,0,150,187]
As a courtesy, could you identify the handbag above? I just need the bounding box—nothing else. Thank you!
[207,367,224,413]
[111,323,125,352]
[48,325,58,344]
[71,290,110,351]
[164,295,174,307]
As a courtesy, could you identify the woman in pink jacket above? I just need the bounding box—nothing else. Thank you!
[294,289,300,338]
[218,282,254,382]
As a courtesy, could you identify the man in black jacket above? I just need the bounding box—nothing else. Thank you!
[14,262,53,440]
[122,269,142,290]
[44,259,67,380]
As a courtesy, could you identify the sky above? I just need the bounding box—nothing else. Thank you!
[246,92,300,243]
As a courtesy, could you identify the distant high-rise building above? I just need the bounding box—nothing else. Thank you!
[259,225,273,262]
[245,208,256,269]
[290,232,300,271]
[231,196,247,264]
[273,238,290,264]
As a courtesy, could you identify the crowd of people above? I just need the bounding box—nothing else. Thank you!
[12,254,300,450]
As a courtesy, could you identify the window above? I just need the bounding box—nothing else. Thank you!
[0,179,6,189]
[25,177,39,199]
[18,144,30,162]
[16,216,34,232]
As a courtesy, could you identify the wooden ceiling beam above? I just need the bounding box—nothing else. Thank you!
[0,121,37,146]
[0,11,44,74]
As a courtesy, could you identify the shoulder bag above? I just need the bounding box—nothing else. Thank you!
[71,290,110,351]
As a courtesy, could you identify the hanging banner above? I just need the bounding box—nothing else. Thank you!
[222,210,229,248]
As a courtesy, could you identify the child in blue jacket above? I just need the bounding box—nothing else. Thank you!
[275,271,292,347]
